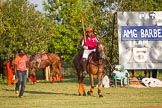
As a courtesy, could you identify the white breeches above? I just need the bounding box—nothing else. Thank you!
[82,49,96,59]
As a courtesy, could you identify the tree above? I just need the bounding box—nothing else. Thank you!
[45,0,91,63]
[0,0,55,59]
[1,0,162,67]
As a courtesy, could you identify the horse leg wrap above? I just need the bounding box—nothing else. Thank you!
[78,83,84,95]
[33,77,37,83]
[90,86,94,92]
[98,89,101,95]
[89,86,94,93]
[51,77,55,83]
[97,85,101,91]
[97,85,103,97]
[59,76,62,82]
[83,92,86,96]
[29,76,33,82]
[78,83,81,95]
[98,89,103,97]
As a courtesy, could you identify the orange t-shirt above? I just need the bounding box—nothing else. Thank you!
[14,55,28,71]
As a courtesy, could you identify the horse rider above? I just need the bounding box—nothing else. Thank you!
[80,27,98,77]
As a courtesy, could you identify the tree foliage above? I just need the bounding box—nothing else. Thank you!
[0,0,54,59]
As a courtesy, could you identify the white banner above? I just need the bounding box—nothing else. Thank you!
[117,11,162,69]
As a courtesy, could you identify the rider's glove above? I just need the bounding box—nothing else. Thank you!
[83,46,88,50]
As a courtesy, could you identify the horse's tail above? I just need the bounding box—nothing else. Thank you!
[73,52,83,70]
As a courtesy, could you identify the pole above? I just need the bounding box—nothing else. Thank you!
[106,58,114,70]
[80,13,87,45]
[109,13,116,74]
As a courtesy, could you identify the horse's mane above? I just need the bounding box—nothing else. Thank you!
[28,53,41,62]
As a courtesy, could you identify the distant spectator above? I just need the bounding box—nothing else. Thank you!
[5,59,16,86]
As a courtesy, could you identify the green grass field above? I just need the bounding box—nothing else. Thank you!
[0,75,162,108]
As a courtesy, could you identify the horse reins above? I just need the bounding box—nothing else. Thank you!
[88,56,105,74]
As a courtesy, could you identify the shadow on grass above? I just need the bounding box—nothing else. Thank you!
[2,88,98,98]
[25,90,78,96]
[0,96,20,98]
[25,90,97,97]
[3,88,79,97]
[33,75,98,86]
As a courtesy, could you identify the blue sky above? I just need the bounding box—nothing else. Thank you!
[28,0,47,12]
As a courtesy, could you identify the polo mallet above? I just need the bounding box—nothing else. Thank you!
[80,13,87,45]
[101,35,114,70]
[106,58,114,70]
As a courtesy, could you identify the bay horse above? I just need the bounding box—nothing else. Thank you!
[73,42,106,97]
[28,53,63,84]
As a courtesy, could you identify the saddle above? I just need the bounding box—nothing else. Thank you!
[80,51,95,66]
[88,52,96,63]
[41,54,48,61]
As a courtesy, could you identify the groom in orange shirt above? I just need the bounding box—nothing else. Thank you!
[14,49,28,97]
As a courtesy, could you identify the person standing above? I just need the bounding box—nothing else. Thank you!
[14,49,28,97]
[80,27,98,77]
[6,59,16,86]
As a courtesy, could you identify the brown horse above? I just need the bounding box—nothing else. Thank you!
[73,42,106,97]
[28,53,63,84]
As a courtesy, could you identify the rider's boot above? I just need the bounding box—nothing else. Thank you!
[82,59,87,77]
